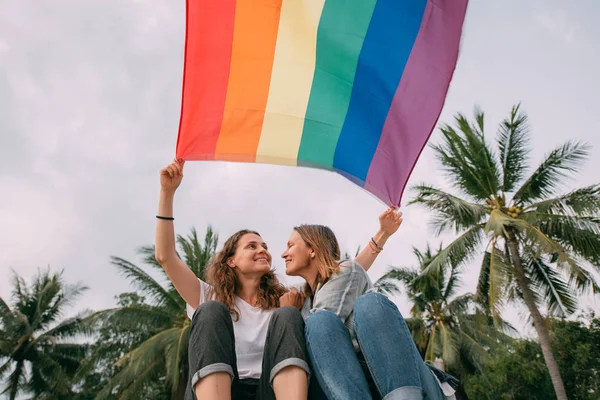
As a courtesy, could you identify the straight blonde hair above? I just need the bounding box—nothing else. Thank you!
[293,225,341,297]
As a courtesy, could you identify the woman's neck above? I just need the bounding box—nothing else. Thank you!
[300,268,320,292]
[236,275,261,306]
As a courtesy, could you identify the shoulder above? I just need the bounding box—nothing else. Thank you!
[331,259,373,290]
[199,279,211,292]
[336,259,368,278]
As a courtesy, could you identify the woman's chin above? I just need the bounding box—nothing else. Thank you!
[285,266,297,276]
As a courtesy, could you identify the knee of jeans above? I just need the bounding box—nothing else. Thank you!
[354,293,407,331]
[305,310,340,338]
[272,306,303,325]
[354,292,394,315]
[192,300,229,324]
[354,291,382,309]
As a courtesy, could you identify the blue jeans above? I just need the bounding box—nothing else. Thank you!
[305,292,444,400]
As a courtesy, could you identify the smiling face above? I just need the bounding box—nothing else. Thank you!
[281,230,314,277]
[227,233,272,277]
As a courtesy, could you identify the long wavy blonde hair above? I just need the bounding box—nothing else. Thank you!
[293,225,341,297]
[205,230,286,320]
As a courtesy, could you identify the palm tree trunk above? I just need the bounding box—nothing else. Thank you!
[506,234,568,400]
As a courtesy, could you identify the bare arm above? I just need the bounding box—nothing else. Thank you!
[355,207,402,271]
[155,159,201,308]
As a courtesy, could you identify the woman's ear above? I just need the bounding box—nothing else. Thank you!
[226,257,235,268]
[310,251,315,259]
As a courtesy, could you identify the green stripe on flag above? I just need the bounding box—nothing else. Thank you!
[297,0,379,167]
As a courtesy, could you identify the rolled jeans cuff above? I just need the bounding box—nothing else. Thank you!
[269,357,311,385]
[190,362,234,388]
[383,386,423,400]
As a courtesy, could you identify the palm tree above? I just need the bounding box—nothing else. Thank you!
[378,245,514,375]
[87,226,218,400]
[0,269,90,400]
[410,104,600,399]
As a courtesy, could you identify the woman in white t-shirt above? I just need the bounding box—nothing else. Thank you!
[155,159,311,400]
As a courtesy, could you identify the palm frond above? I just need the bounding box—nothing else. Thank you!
[176,226,218,280]
[425,323,438,362]
[523,212,600,265]
[404,318,426,353]
[410,185,488,234]
[432,115,501,200]
[522,227,600,295]
[439,321,458,368]
[497,103,530,192]
[513,140,590,204]
[0,358,13,380]
[0,296,11,316]
[137,244,165,271]
[555,256,600,295]
[110,256,182,310]
[443,261,462,301]
[445,293,473,315]
[165,326,190,397]
[475,239,512,324]
[88,305,176,332]
[419,225,484,279]
[100,328,184,399]
[372,279,402,296]
[521,244,577,316]
[488,238,512,322]
[529,184,600,216]
[457,331,492,372]
[34,312,94,345]
[378,267,418,287]
[118,360,161,400]
[2,360,25,399]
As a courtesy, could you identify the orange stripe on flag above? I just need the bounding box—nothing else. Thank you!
[215,0,282,161]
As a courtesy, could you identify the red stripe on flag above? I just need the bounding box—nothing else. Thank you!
[176,0,236,160]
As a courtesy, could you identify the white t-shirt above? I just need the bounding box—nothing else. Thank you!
[186,279,273,380]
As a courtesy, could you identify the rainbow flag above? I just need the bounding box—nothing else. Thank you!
[176,0,468,206]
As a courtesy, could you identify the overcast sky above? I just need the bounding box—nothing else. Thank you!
[1,0,599,334]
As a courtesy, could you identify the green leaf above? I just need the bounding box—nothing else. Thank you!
[529,184,600,216]
[410,185,488,234]
[522,212,600,265]
[497,103,530,192]
[110,256,182,311]
[372,279,402,296]
[513,140,590,204]
[521,244,577,316]
[420,225,484,279]
[432,114,501,200]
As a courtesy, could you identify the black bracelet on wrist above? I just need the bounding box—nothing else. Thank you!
[370,237,383,251]
[156,215,174,221]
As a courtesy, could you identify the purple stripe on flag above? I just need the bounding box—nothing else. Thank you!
[365,0,469,206]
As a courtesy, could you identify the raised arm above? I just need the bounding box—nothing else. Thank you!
[155,159,201,308]
[355,207,402,271]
